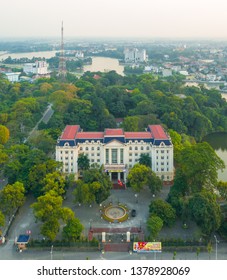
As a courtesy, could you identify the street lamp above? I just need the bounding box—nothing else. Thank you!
[50,245,53,260]
[214,235,219,260]
[135,194,138,203]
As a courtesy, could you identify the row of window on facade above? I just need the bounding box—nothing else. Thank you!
[60,148,169,154]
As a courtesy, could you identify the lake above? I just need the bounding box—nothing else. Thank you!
[203,132,227,182]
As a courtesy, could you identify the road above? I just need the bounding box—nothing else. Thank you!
[24,103,54,143]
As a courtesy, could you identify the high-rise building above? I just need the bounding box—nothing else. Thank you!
[124,48,148,63]
[56,125,174,183]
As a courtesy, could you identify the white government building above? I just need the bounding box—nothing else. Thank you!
[56,125,174,183]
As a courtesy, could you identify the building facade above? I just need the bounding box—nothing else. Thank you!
[124,48,148,63]
[56,125,174,183]
[23,60,49,75]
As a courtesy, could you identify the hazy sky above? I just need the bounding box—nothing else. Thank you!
[1,0,227,39]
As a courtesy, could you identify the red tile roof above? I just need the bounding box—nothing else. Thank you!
[61,125,80,139]
[105,129,124,136]
[76,132,104,139]
[149,125,168,140]
[125,132,152,139]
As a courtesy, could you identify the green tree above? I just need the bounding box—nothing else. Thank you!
[0,210,5,228]
[73,180,95,205]
[42,171,66,196]
[62,217,84,242]
[31,190,74,240]
[127,164,150,192]
[217,181,227,200]
[147,170,162,195]
[178,142,225,193]
[149,199,176,227]
[147,214,163,240]
[0,182,25,216]
[82,166,112,203]
[139,153,151,167]
[31,191,63,222]
[0,125,9,145]
[77,154,90,172]
[188,191,221,236]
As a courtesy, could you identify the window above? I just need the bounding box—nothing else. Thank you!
[112,149,118,164]
[97,159,100,162]
[156,150,159,153]
[161,162,164,165]
[80,147,83,151]
[161,168,164,171]
[91,159,94,163]
[91,153,94,157]
[135,153,138,156]
[156,168,158,171]
[135,147,138,150]
[91,147,94,150]
[65,157,68,160]
[161,156,164,159]
[85,147,89,151]
[60,151,63,154]
[141,147,144,150]
[129,146,132,150]
[71,163,73,166]
[129,153,132,157]
[167,150,169,153]
[71,168,73,172]
[120,148,124,164]
[71,151,73,154]
[161,150,164,153]
[146,146,149,150]
[106,149,109,164]
[97,153,100,157]
[60,157,63,160]
[71,157,73,160]
[65,169,68,172]
[167,168,169,171]
[65,163,68,166]
[65,151,68,154]
[129,159,132,162]
[156,156,158,159]
[97,147,100,150]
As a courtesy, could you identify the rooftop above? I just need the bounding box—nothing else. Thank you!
[61,125,80,140]
[148,125,168,140]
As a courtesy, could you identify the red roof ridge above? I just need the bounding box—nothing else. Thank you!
[61,125,80,139]
[148,125,168,140]
[104,128,124,136]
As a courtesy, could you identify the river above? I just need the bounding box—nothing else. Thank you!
[203,132,227,182]
[0,50,57,60]
[0,51,125,75]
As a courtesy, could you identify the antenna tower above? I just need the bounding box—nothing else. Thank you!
[58,21,67,78]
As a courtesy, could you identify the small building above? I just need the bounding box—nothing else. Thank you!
[23,60,49,75]
[15,234,30,251]
[5,72,20,82]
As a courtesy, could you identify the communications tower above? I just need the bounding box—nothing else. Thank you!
[58,21,67,78]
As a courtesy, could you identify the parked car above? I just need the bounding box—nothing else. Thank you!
[131,209,136,217]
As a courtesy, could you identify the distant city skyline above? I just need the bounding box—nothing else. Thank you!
[1,0,227,39]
